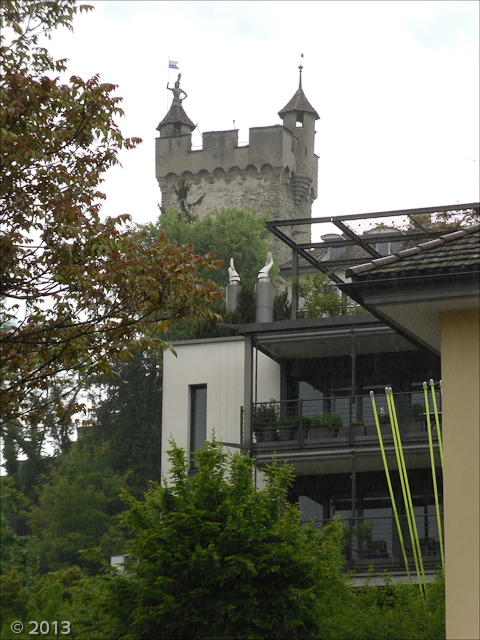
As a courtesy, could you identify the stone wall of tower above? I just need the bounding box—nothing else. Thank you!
[156,125,317,264]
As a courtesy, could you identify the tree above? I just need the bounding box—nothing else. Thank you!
[86,348,163,497]
[166,176,205,223]
[28,440,128,574]
[0,477,37,580]
[296,272,349,318]
[0,1,222,460]
[144,207,277,288]
[120,438,349,639]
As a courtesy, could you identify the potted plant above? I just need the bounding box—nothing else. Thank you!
[308,414,323,439]
[352,520,376,558]
[378,406,390,424]
[253,401,278,442]
[277,416,294,441]
[320,412,343,436]
[352,520,373,542]
[308,413,341,438]
[410,403,424,421]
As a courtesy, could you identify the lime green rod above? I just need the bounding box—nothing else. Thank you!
[423,382,445,570]
[370,391,411,582]
[386,387,426,593]
[429,379,443,473]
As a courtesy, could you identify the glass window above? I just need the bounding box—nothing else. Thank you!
[299,496,324,529]
[190,385,207,458]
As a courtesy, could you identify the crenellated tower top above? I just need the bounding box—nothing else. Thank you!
[155,69,320,256]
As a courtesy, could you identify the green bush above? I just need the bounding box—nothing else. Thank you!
[321,413,343,430]
[119,438,350,639]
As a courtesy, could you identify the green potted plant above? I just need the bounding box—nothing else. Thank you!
[378,406,390,424]
[277,416,294,441]
[308,413,342,438]
[352,520,373,542]
[410,403,424,421]
[308,414,323,439]
[320,412,343,435]
[253,401,278,442]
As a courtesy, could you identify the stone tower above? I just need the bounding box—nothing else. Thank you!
[155,68,319,258]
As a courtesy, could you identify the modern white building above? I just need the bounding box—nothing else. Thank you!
[162,336,279,475]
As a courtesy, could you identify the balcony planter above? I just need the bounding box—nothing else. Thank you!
[410,403,424,422]
[352,423,367,437]
[253,400,279,443]
[308,414,339,439]
[378,406,390,425]
[277,417,295,441]
[309,427,335,439]
[319,412,343,436]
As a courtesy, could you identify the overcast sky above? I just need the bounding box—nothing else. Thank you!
[46,1,480,230]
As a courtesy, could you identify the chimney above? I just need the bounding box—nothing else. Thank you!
[226,258,241,313]
[255,252,274,323]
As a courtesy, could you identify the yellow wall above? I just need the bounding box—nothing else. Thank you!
[441,308,480,640]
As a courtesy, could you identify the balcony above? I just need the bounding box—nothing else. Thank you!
[249,392,441,451]
[304,514,443,574]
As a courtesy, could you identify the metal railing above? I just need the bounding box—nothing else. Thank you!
[250,391,441,447]
[301,514,443,571]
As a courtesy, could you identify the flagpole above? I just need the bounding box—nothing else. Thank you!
[167,58,170,111]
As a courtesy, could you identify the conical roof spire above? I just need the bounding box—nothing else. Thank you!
[157,104,196,131]
[278,66,319,120]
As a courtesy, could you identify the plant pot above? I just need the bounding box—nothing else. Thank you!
[263,427,278,442]
[309,427,334,439]
[352,425,367,437]
[278,427,293,441]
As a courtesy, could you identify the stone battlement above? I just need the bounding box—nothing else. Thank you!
[155,125,300,182]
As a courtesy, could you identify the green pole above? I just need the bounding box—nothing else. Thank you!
[429,379,444,473]
[370,391,411,582]
[423,382,445,570]
[387,388,426,593]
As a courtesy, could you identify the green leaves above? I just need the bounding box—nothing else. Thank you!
[146,206,274,287]
[0,1,222,458]
[120,438,349,639]
[27,441,128,574]
[296,271,349,318]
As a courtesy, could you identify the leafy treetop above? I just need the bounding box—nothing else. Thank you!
[143,206,277,288]
[121,437,349,639]
[0,1,222,444]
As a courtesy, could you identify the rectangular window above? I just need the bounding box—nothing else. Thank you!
[190,385,207,462]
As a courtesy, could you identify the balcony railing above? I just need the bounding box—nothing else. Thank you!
[302,514,443,572]
[250,392,441,448]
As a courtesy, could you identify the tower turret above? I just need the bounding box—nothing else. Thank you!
[157,74,196,138]
[278,65,319,210]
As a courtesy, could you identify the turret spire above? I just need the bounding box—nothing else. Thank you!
[298,53,304,88]
[278,63,319,121]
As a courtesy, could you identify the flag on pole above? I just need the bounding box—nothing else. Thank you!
[169,60,179,69]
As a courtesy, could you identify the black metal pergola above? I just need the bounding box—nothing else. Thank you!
[266,202,479,319]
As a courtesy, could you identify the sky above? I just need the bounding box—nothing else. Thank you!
[44,0,479,234]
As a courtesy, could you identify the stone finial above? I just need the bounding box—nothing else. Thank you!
[258,252,274,281]
[228,258,241,285]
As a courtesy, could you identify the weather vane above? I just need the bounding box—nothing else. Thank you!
[299,53,304,86]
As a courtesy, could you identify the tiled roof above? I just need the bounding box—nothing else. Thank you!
[345,224,480,279]
[157,104,196,130]
[278,86,320,120]
[280,240,412,272]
